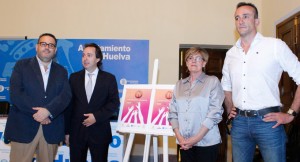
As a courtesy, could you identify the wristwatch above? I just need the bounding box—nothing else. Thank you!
[287,109,297,117]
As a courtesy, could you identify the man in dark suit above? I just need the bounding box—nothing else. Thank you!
[65,43,120,162]
[4,33,72,162]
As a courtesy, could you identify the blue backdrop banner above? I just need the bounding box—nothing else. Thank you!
[0,39,149,102]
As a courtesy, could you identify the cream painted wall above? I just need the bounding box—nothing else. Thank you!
[0,0,246,85]
[1,0,299,158]
[261,0,300,37]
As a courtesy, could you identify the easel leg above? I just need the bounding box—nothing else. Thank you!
[123,133,135,162]
[163,136,169,162]
[143,134,152,162]
[153,136,158,162]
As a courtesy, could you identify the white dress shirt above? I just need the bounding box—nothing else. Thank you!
[37,56,52,91]
[221,32,300,110]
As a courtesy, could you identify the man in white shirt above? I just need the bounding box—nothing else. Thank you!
[221,2,300,162]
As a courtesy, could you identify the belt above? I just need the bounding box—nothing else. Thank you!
[236,106,281,117]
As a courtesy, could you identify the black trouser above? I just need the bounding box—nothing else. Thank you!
[179,144,219,162]
[70,139,109,162]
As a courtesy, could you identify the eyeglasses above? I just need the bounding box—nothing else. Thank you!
[38,42,56,49]
[186,56,204,62]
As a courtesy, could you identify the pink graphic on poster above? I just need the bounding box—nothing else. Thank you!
[151,89,173,126]
[121,88,151,124]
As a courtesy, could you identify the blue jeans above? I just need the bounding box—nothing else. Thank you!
[231,115,286,162]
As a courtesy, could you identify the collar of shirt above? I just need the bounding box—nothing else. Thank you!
[235,32,263,50]
[182,72,207,84]
[85,68,99,77]
[36,56,52,72]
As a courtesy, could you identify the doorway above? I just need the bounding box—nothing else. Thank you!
[277,11,300,162]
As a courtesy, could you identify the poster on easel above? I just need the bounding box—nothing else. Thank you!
[117,84,152,134]
[116,84,174,136]
[148,85,174,136]
[117,59,172,162]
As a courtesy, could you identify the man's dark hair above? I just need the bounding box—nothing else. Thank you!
[84,43,103,68]
[237,2,258,19]
[37,33,57,45]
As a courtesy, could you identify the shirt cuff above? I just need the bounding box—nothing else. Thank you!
[221,85,231,91]
[169,119,179,130]
[202,119,215,130]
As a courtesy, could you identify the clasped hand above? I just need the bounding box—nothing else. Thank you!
[32,107,51,125]
[177,135,198,150]
[82,113,96,127]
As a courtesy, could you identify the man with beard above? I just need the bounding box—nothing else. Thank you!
[4,33,72,162]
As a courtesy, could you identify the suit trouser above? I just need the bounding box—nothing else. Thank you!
[70,138,110,162]
[10,125,58,162]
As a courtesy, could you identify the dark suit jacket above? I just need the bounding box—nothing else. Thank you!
[4,56,72,144]
[65,69,120,145]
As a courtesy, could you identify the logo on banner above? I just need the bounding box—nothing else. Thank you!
[110,135,121,148]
